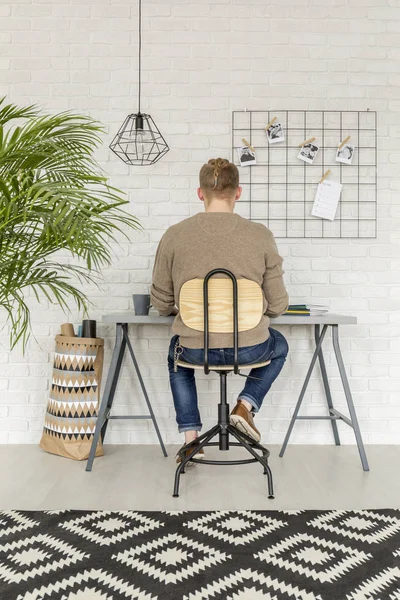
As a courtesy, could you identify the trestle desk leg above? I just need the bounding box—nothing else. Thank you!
[332,325,369,472]
[86,324,125,472]
[123,324,168,458]
[279,325,328,458]
[315,324,341,446]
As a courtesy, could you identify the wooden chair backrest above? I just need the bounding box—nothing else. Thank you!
[179,277,263,333]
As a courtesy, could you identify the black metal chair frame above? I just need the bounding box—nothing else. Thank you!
[173,268,274,499]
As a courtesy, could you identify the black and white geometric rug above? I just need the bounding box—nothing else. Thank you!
[1,510,400,600]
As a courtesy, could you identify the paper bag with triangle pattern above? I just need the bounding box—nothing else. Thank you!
[39,335,104,460]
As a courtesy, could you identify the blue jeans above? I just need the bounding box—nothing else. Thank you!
[168,328,289,434]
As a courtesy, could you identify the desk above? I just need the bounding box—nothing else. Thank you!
[86,313,369,472]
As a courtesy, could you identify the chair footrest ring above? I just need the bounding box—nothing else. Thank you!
[189,457,263,466]
[196,440,270,459]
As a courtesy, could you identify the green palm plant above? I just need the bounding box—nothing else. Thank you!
[0,97,141,349]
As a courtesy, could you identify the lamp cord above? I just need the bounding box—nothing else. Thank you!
[138,0,141,113]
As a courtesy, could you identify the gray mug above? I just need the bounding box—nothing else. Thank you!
[133,294,151,316]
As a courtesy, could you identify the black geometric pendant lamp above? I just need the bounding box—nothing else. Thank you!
[109,0,169,166]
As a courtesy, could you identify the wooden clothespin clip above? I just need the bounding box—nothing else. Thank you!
[242,137,255,152]
[265,116,277,130]
[298,136,316,147]
[319,170,331,184]
[338,135,351,150]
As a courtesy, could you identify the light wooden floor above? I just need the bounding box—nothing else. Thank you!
[1,444,399,511]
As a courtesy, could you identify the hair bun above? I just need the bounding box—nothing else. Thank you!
[209,158,229,170]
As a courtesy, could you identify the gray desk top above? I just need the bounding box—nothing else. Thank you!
[102,313,357,325]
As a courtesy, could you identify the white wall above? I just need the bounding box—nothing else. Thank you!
[0,0,399,446]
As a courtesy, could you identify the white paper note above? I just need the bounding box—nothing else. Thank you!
[312,180,343,221]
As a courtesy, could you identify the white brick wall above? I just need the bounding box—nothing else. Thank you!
[1,0,399,446]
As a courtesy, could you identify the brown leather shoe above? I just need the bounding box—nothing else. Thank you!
[176,445,205,466]
[229,401,261,442]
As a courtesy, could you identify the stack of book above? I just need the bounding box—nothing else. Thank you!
[285,304,329,316]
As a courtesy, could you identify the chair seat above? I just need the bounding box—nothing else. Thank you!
[176,359,271,371]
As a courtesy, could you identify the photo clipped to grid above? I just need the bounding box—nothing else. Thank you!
[231,110,377,239]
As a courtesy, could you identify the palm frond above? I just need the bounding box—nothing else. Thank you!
[0,96,38,126]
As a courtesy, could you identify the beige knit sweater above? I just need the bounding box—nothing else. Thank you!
[150,212,289,349]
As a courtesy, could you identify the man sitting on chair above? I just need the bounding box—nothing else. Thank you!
[150,158,289,464]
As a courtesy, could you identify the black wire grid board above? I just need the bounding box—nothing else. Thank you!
[1,509,400,599]
[231,110,377,238]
